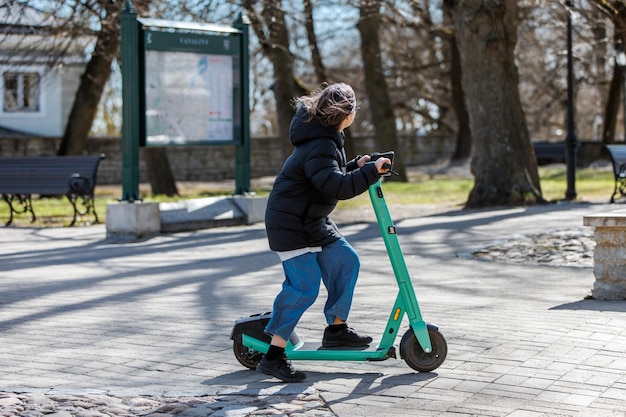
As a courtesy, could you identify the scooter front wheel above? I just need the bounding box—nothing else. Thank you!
[233,341,263,370]
[400,327,447,372]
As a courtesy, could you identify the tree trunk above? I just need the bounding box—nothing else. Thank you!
[143,147,178,196]
[600,66,620,150]
[602,48,623,144]
[57,3,121,156]
[442,5,472,160]
[449,34,472,160]
[358,0,407,181]
[447,0,544,207]
[136,0,178,197]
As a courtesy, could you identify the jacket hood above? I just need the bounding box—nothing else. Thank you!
[289,105,344,148]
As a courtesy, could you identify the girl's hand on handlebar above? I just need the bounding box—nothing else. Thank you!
[375,158,391,174]
[356,155,371,168]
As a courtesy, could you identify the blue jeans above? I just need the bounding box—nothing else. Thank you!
[265,237,361,341]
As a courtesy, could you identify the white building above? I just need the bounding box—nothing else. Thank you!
[0,3,91,137]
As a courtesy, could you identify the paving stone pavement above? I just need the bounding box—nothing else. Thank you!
[0,387,333,416]
[1,201,626,416]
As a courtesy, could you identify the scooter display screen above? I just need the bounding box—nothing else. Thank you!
[370,151,395,176]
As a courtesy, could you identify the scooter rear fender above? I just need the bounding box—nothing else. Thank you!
[230,312,272,344]
[231,312,301,347]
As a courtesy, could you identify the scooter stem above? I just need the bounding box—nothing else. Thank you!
[368,179,433,353]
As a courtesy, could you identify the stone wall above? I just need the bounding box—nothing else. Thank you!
[0,134,456,185]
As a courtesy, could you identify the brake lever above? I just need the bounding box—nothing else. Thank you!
[382,163,399,176]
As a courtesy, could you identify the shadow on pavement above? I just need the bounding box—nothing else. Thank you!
[551,299,626,312]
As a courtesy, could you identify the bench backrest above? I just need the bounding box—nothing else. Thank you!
[604,145,626,176]
[0,154,105,195]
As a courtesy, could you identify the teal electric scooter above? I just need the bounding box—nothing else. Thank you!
[230,152,447,373]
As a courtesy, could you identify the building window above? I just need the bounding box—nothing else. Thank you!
[3,72,40,112]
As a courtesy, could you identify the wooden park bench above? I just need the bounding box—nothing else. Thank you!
[604,144,626,203]
[0,154,106,226]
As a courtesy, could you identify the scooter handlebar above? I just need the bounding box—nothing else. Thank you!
[370,151,398,176]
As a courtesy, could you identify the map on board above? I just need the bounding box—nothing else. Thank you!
[144,50,234,145]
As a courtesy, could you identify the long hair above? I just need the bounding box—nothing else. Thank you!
[293,82,356,130]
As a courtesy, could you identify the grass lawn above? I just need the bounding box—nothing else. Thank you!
[337,164,616,209]
[0,164,617,227]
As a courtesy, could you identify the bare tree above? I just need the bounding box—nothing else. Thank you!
[243,0,308,160]
[301,0,364,158]
[358,0,407,181]
[444,0,544,207]
[57,0,122,157]
[591,0,626,144]
[303,0,326,83]
[47,0,178,196]
[515,2,616,146]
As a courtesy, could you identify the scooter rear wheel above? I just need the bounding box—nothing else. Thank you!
[233,341,263,370]
[400,327,447,372]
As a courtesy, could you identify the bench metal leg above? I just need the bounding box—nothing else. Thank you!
[612,162,626,203]
[66,193,98,226]
[619,178,626,203]
[2,193,35,226]
[613,176,626,203]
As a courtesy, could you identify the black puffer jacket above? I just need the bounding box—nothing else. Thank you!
[265,106,382,252]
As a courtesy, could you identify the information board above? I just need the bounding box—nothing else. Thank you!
[142,30,241,146]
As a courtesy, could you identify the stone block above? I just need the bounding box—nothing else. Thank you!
[593,246,626,261]
[157,195,268,232]
[159,197,245,233]
[593,262,604,280]
[593,281,626,300]
[603,263,626,281]
[594,228,626,246]
[233,195,268,224]
[105,202,160,241]
[583,209,626,227]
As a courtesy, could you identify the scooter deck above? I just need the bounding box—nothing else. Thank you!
[287,342,391,361]
[241,332,393,361]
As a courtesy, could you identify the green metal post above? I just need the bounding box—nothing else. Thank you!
[234,12,251,195]
[120,0,141,201]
